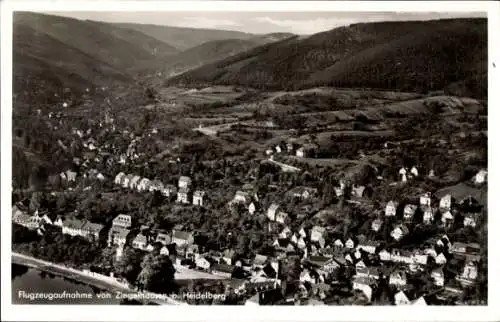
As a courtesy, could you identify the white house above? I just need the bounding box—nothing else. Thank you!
[248,202,256,215]
[379,249,391,262]
[122,174,134,188]
[129,176,141,190]
[431,268,445,286]
[460,261,478,283]
[389,270,407,287]
[357,241,380,255]
[279,226,292,239]
[352,277,373,302]
[385,201,398,217]
[439,194,453,210]
[66,170,77,182]
[171,230,194,247]
[112,214,132,229]
[149,180,164,192]
[233,191,250,204]
[177,188,190,204]
[391,225,409,241]
[441,210,454,227]
[311,226,326,242]
[423,207,435,225]
[276,212,288,224]
[394,291,411,305]
[178,176,192,189]
[114,172,126,185]
[334,239,344,249]
[474,169,487,184]
[297,237,307,250]
[412,296,428,306]
[300,269,317,285]
[435,253,447,265]
[137,178,151,192]
[345,238,355,249]
[403,204,417,221]
[193,190,206,206]
[390,249,413,264]
[162,184,177,197]
[464,213,479,228]
[267,203,280,221]
[132,234,148,250]
[420,192,432,207]
[412,251,428,266]
[160,246,170,256]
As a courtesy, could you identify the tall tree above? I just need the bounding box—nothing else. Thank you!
[136,253,176,293]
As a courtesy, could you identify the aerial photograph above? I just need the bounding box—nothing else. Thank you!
[9,8,488,307]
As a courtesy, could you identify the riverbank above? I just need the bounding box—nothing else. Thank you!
[11,252,184,305]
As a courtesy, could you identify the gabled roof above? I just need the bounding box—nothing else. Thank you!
[83,222,104,233]
[268,203,280,213]
[386,200,399,207]
[394,225,410,235]
[63,218,85,230]
[194,190,206,197]
[308,256,331,266]
[109,226,130,239]
[172,230,193,241]
[254,254,268,265]
[179,176,191,183]
[352,276,373,286]
[133,233,147,244]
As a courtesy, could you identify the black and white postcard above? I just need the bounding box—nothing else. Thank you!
[1,1,499,321]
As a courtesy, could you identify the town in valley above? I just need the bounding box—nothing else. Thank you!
[11,11,488,306]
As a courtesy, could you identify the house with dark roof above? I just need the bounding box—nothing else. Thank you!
[171,230,194,247]
[82,222,104,241]
[108,226,130,247]
[62,218,86,237]
[176,187,190,204]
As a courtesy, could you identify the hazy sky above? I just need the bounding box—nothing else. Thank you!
[46,11,486,35]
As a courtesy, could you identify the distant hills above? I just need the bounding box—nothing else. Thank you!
[112,22,254,51]
[13,12,296,102]
[167,18,487,99]
[160,33,296,77]
[13,13,487,103]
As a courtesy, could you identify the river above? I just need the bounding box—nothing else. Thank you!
[11,264,138,305]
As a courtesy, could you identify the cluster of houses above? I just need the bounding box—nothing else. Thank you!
[384,190,482,233]
[12,204,104,242]
[114,173,207,206]
[265,141,319,159]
